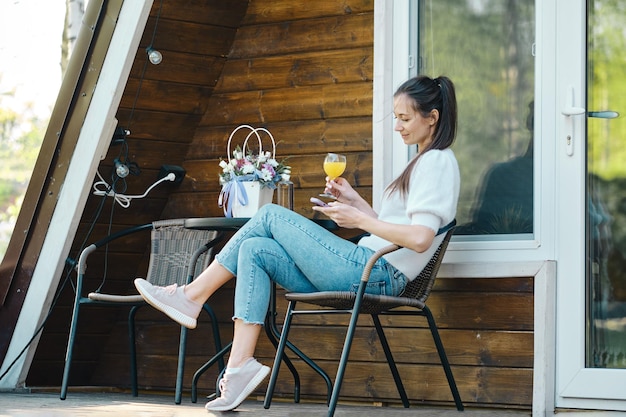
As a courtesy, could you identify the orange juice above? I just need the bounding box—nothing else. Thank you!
[323,161,346,179]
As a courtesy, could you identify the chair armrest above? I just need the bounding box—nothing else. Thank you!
[73,223,153,276]
[358,220,457,283]
[90,223,153,249]
[360,244,401,283]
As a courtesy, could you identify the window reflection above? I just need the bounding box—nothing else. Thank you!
[416,0,535,238]
[586,0,626,369]
[456,101,534,235]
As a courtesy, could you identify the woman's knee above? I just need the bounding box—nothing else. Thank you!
[239,237,269,255]
[258,203,281,216]
[258,203,297,221]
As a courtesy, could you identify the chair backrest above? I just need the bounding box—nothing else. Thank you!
[146,219,217,287]
[398,227,455,304]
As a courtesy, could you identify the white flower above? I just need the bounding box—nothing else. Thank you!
[242,164,255,174]
[218,144,290,187]
[261,168,274,182]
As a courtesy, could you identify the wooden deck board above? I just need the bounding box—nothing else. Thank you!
[0,390,530,417]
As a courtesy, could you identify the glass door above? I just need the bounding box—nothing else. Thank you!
[586,0,626,372]
[556,0,626,409]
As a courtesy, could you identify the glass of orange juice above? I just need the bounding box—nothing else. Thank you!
[320,153,346,198]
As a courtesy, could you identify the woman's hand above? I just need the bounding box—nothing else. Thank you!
[322,177,378,217]
[312,201,365,229]
[323,177,357,203]
[313,201,437,252]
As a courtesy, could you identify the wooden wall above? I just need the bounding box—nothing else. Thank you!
[87,274,534,409]
[162,0,375,219]
[264,276,534,407]
[26,0,534,410]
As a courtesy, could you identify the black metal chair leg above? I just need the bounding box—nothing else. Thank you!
[128,306,141,397]
[264,314,301,403]
[175,326,187,404]
[188,303,227,404]
[372,314,409,407]
[191,342,233,403]
[283,339,332,404]
[264,301,296,408]
[212,366,227,399]
[266,282,302,402]
[60,293,83,400]
[327,283,367,417]
[202,304,225,371]
[423,306,464,411]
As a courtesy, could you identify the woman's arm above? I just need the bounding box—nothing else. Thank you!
[314,150,459,253]
[312,203,436,253]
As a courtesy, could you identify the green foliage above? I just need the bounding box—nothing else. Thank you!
[588,0,626,180]
[0,99,46,260]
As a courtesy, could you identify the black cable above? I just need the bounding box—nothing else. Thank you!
[94,195,117,293]
[126,0,164,133]
[70,178,113,293]
[1,0,167,386]
[0,184,111,383]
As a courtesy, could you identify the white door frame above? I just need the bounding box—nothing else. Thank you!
[374,0,626,413]
[555,0,626,410]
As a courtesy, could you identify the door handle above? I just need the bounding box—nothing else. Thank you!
[562,85,586,116]
[588,111,619,119]
[562,85,585,156]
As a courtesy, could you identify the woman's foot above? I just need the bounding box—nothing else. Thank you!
[205,358,270,411]
[134,279,202,329]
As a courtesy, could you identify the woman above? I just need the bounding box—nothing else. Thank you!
[134,75,460,412]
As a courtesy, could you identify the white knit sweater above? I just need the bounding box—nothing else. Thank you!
[358,148,460,279]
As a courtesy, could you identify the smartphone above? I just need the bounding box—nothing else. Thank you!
[310,197,329,207]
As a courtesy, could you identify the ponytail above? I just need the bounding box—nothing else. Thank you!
[386,75,458,197]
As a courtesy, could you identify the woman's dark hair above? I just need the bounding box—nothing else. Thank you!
[386,75,458,197]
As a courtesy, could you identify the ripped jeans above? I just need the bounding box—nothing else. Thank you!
[214,204,407,325]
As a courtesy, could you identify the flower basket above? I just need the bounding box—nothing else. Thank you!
[218,125,291,218]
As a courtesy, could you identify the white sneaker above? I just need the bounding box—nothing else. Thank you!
[134,278,202,329]
[205,358,270,411]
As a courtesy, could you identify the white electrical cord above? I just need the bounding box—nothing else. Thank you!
[92,170,176,208]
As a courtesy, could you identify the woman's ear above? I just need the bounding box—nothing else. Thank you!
[429,109,440,126]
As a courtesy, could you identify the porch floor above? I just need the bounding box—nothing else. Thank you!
[0,389,531,417]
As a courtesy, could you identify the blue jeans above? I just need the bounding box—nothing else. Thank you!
[214,204,408,324]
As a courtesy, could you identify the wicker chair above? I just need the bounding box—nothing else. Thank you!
[60,219,224,404]
[264,222,463,416]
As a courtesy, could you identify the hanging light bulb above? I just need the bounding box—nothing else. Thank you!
[114,159,130,178]
[146,47,162,65]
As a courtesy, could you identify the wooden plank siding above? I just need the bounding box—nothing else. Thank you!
[25,0,534,411]
[26,0,250,394]
[68,276,534,408]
